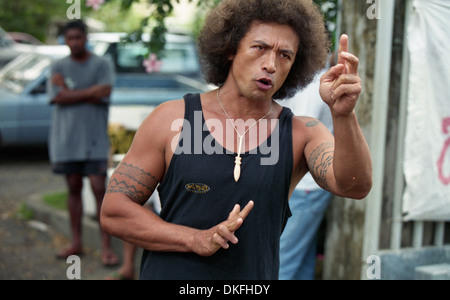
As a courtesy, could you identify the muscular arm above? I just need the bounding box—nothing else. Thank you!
[303,115,372,200]
[100,99,254,256]
[302,34,372,199]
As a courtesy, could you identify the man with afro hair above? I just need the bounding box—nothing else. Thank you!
[101,0,372,280]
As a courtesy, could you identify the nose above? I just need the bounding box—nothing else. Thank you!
[262,51,277,74]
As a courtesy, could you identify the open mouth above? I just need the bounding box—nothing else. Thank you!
[256,78,273,90]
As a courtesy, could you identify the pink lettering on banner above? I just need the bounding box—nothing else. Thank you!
[437,117,450,185]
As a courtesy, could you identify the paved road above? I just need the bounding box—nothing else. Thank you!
[0,146,124,280]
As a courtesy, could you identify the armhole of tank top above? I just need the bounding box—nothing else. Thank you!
[285,108,295,182]
[158,96,191,191]
[283,108,294,222]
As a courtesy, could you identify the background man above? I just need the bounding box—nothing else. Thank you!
[48,19,118,266]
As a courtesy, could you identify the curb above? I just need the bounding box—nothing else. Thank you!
[25,193,123,257]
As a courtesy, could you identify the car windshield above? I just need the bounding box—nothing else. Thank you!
[0,53,52,94]
[117,42,199,74]
[90,35,200,75]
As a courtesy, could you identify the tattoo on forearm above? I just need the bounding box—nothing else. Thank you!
[106,163,159,204]
[306,120,320,128]
[308,142,334,189]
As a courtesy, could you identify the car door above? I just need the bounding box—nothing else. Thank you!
[18,71,53,146]
[0,88,20,146]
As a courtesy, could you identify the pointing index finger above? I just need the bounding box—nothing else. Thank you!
[337,34,359,75]
[337,34,349,65]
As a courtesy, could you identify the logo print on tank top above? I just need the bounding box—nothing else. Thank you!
[185,183,211,194]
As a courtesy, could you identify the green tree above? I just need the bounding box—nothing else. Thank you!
[0,0,89,42]
[314,0,338,49]
[105,0,337,55]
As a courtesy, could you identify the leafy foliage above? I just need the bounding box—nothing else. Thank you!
[113,0,337,55]
[0,0,88,42]
[0,0,337,55]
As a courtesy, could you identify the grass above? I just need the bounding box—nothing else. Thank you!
[43,191,68,211]
[16,203,34,220]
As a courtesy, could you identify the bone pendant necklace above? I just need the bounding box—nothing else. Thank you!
[217,88,273,182]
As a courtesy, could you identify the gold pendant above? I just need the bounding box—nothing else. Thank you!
[234,156,242,182]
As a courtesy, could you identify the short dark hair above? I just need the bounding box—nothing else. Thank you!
[197,0,330,100]
[63,19,88,35]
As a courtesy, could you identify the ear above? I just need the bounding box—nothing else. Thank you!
[228,54,235,61]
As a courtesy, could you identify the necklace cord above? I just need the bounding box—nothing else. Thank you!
[216,88,273,138]
[216,88,274,182]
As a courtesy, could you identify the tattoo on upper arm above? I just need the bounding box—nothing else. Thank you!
[106,163,159,205]
[115,163,158,190]
[308,142,334,190]
[306,120,320,128]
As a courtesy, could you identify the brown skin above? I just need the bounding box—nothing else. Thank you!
[100,22,372,257]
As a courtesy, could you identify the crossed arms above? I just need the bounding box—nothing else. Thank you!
[50,73,112,105]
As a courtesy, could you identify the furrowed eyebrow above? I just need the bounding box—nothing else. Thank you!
[281,49,295,57]
[252,40,270,49]
[252,40,295,56]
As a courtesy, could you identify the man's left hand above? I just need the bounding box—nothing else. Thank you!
[320,34,362,117]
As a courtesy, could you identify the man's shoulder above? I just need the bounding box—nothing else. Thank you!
[52,56,71,67]
[292,115,324,130]
[139,99,184,131]
[90,53,107,62]
[88,53,112,67]
[152,99,185,119]
[131,99,185,148]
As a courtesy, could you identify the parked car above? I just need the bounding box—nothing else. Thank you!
[89,32,209,106]
[0,33,210,147]
[8,32,45,46]
[0,27,36,68]
[0,46,69,147]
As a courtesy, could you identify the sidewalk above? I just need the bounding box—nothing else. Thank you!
[0,147,140,280]
[25,193,141,280]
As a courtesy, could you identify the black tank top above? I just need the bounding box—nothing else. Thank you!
[140,93,294,280]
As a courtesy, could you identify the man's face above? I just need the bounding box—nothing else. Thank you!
[64,28,87,58]
[228,21,299,101]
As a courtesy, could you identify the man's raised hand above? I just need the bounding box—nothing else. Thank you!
[320,34,362,117]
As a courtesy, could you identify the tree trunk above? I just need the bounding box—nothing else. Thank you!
[322,0,377,280]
